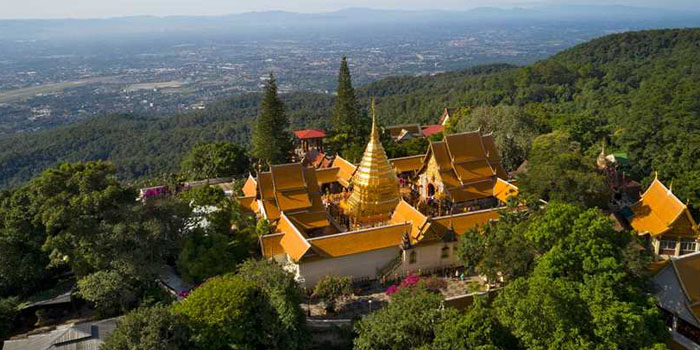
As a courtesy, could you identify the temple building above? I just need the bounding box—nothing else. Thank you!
[625,175,699,258]
[238,108,518,287]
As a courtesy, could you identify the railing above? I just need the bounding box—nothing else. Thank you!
[377,252,403,282]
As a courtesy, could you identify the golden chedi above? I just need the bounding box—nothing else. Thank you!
[341,101,400,225]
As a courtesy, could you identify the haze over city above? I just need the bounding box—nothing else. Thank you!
[2,0,699,18]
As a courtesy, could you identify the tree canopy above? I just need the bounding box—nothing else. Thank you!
[179,141,250,181]
[251,74,293,165]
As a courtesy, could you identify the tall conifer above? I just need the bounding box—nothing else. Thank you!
[331,57,363,138]
[251,74,291,165]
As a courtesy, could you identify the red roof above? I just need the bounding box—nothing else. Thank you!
[421,125,444,137]
[294,129,326,139]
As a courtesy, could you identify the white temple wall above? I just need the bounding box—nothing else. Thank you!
[399,241,458,276]
[297,246,400,288]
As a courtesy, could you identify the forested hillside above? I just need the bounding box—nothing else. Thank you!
[1,28,699,208]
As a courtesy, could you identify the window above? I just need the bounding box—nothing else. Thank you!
[441,246,450,259]
[409,250,417,264]
[660,239,677,255]
[681,240,697,255]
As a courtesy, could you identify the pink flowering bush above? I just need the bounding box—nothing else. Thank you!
[385,275,422,296]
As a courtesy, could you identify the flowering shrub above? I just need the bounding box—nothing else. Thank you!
[399,274,420,288]
[385,274,422,296]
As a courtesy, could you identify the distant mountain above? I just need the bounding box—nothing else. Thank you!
[0,6,698,41]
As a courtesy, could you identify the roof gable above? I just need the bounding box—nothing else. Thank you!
[630,177,697,236]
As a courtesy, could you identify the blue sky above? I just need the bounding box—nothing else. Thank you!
[1,0,697,19]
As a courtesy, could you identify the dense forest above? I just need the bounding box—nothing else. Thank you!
[1,28,700,215]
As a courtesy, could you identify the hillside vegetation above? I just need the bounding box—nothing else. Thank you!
[1,28,700,210]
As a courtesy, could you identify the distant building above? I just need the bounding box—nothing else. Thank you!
[384,124,423,141]
[439,108,456,126]
[3,317,119,350]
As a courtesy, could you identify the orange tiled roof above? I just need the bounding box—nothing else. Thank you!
[242,175,257,197]
[258,172,275,200]
[390,200,429,241]
[271,163,307,191]
[482,134,509,179]
[390,155,425,174]
[448,179,495,203]
[303,168,325,211]
[333,155,357,187]
[288,211,332,231]
[278,213,311,262]
[315,167,340,185]
[453,160,495,183]
[237,195,257,213]
[629,177,697,237]
[276,189,312,212]
[261,199,281,221]
[260,233,285,258]
[308,223,410,258]
[431,209,501,235]
[445,132,488,163]
[493,178,519,203]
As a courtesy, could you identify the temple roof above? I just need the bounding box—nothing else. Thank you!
[332,155,357,187]
[262,200,507,262]
[390,154,425,174]
[629,176,697,237]
[422,124,444,137]
[417,131,510,203]
[654,252,700,327]
[294,129,326,139]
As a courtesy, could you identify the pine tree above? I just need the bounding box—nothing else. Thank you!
[331,57,364,138]
[251,74,292,165]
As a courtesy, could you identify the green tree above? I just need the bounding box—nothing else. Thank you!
[77,270,140,317]
[251,74,292,165]
[102,306,193,350]
[519,131,609,208]
[28,161,191,278]
[237,259,309,350]
[492,203,669,350]
[0,297,18,342]
[331,57,364,137]
[312,275,353,312]
[171,274,281,350]
[176,230,238,284]
[328,57,370,162]
[354,285,445,350]
[431,297,518,350]
[457,209,535,283]
[179,141,250,181]
[0,188,49,297]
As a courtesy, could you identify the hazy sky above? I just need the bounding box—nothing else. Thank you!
[1,0,697,19]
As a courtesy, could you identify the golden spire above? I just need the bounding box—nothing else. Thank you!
[341,98,400,224]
